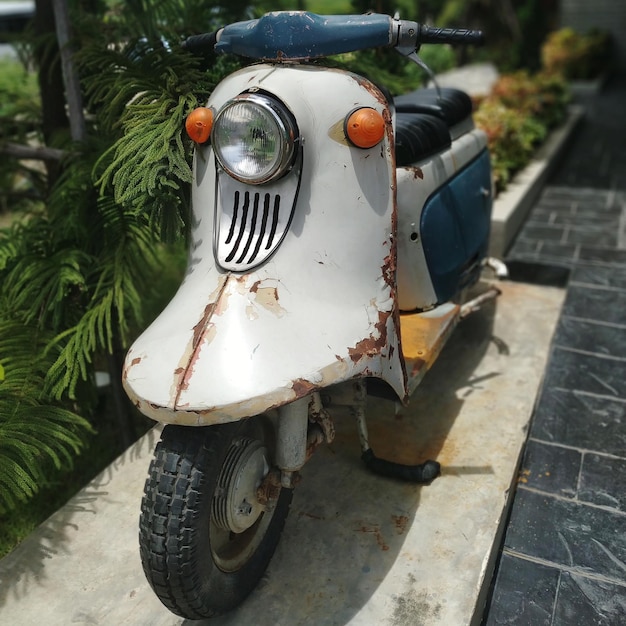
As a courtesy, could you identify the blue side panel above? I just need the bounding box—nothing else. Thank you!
[420,150,492,303]
[216,12,392,60]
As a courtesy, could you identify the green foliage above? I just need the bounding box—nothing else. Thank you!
[418,43,457,76]
[0,143,166,402]
[0,0,248,523]
[436,0,465,25]
[0,58,44,214]
[327,41,456,95]
[350,0,418,20]
[0,319,92,512]
[474,98,546,191]
[513,0,555,71]
[489,70,569,129]
[473,18,613,194]
[0,58,39,120]
[474,68,569,192]
[79,28,241,240]
[541,27,612,80]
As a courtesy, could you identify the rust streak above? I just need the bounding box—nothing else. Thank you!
[347,309,391,363]
[409,166,424,180]
[392,514,409,535]
[174,278,230,407]
[381,251,396,289]
[355,75,388,107]
[410,357,427,377]
[192,301,217,351]
[355,524,390,551]
[292,378,317,397]
[299,511,325,521]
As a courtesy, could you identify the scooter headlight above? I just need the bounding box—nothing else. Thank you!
[212,92,299,185]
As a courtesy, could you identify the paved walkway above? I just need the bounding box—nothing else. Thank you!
[483,72,626,624]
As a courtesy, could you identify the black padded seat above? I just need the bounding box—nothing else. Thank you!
[395,113,451,166]
[394,87,473,128]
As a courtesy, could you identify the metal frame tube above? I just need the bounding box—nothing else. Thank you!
[275,396,310,473]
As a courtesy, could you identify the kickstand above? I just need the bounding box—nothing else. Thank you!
[351,381,440,484]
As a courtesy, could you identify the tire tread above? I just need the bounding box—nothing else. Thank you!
[139,423,292,619]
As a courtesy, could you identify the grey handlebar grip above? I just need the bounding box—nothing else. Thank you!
[182,31,220,53]
[418,25,485,46]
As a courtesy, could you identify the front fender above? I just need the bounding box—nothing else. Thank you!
[124,267,403,425]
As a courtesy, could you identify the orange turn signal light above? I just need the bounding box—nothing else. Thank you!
[344,107,385,149]
[185,107,213,144]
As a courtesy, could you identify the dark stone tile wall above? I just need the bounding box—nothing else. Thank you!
[485,247,626,626]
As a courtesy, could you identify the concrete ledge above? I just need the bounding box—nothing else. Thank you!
[569,73,610,98]
[489,105,585,258]
[0,281,565,625]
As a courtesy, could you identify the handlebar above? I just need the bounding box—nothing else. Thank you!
[416,25,485,46]
[182,12,484,60]
[182,31,220,54]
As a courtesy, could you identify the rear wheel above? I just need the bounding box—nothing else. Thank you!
[139,418,292,619]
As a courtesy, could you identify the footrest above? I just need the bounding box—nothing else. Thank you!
[400,302,461,394]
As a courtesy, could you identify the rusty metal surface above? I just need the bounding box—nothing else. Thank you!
[399,302,461,395]
[0,279,564,626]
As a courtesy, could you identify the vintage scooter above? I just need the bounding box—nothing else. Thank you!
[123,11,505,620]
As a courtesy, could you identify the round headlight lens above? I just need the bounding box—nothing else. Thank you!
[212,93,298,184]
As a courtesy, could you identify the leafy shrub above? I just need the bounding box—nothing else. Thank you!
[472,25,611,193]
[541,27,612,80]
[489,70,569,129]
[0,318,92,513]
[474,67,570,192]
[0,59,39,121]
[329,43,456,96]
[0,59,43,215]
[474,98,546,192]
[416,44,457,80]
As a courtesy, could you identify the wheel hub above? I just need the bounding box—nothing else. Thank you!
[212,437,269,533]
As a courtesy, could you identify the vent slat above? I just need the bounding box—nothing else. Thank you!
[249,194,271,264]
[266,195,281,250]
[224,190,240,245]
[225,191,250,263]
[237,193,260,264]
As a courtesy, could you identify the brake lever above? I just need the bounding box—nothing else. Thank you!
[395,48,442,102]
[393,19,442,101]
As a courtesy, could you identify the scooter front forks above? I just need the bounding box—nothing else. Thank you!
[273,392,336,489]
[276,396,310,488]
[274,381,440,487]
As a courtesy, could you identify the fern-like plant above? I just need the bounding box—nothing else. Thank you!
[0,0,245,520]
[0,318,91,512]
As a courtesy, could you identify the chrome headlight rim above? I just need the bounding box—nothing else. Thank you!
[211,91,299,185]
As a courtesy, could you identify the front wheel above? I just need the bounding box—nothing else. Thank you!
[139,418,292,619]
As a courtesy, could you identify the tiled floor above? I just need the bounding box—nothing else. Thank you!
[483,73,626,625]
[506,187,626,268]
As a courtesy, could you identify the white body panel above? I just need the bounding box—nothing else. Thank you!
[123,65,407,425]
